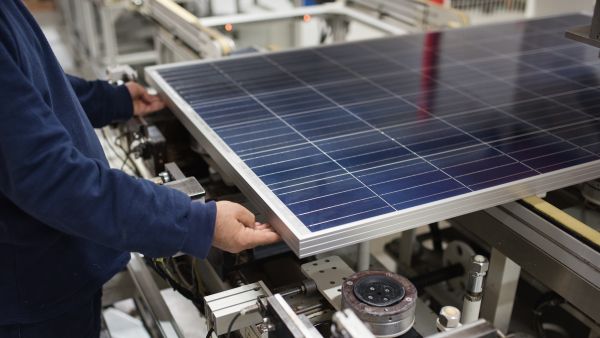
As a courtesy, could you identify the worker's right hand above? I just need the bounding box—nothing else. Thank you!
[212,201,281,253]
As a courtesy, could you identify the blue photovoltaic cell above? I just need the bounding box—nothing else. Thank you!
[157,14,600,232]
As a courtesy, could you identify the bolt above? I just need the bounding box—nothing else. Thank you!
[439,306,461,328]
[346,281,353,286]
[470,255,489,274]
[258,318,276,333]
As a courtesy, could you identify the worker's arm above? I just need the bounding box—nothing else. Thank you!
[0,49,215,258]
[66,74,134,128]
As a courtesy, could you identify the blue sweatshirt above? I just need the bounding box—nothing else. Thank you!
[0,0,216,324]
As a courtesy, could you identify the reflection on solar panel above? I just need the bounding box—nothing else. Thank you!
[147,14,600,256]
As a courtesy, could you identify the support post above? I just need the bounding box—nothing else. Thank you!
[357,241,370,271]
[480,248,521,333]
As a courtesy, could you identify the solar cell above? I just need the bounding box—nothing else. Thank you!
[147,14,600,256]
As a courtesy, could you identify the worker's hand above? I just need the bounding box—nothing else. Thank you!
[125,82,165,117]
[212,201,281,253]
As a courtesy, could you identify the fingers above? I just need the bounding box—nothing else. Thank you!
[212,201,280,253]
[141,91,154,102]
[132,95,165,117]
[127,82,166,116]
[240,226,281,249]
[141,91,162,105]
[147,99,165,112]
[252,222,270,230]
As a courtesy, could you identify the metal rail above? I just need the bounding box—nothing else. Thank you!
[452,202,600,324]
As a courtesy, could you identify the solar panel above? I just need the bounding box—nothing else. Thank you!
[146,14,600,257]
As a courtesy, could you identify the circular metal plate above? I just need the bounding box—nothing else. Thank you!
[341,271,417,337]
[353,275,405,307]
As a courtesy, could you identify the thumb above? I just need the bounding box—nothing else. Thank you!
[236,205,256,227]
[126,82,144,98]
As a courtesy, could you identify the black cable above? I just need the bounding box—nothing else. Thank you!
[100,128,139,175]
[115,132,141,176]
[532,292,564,338]
[144,257,206,310]
[100,128,128,165]
[205,328,215,338]
[428,222,443,253]
[120,149,133,171]
[226,312,243,338]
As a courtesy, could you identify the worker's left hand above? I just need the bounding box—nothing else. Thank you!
[125,82,165,117]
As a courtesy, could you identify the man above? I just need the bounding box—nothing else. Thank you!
[0,1,280,337]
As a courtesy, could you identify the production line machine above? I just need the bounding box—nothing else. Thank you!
[102,161,504,338]
[96,3,600,338]
[56,0,467,76]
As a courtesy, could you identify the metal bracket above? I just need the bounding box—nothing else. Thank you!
[301,256,355,310]
[204,281,271,335]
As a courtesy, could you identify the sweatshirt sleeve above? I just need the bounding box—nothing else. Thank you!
[66,74,134,128]
[0,46,216,259]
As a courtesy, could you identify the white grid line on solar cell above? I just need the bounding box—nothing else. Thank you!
[263,54,473,193]
[313,47,545,180]
[210,60,399,211]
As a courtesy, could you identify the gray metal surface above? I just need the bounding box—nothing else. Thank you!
[127,253,184,338]
[451,202,600,324]
[144,0,233,58]
[331,309,376,338]
[427,319,499,338]
[301,256,355,310]
[566,1,600,49]
[267,294,323,338]
[479,248,520,333]
[204,281,271,335]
